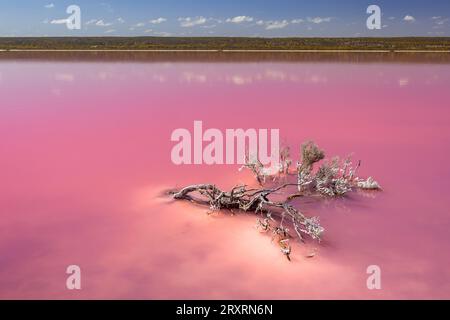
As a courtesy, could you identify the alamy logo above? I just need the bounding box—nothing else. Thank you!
[66,265,81,290]
[367,5,382,30]
[66,5,81,30]
[366,265,381,290]
[50,5,81,30]
[171,121,280,170]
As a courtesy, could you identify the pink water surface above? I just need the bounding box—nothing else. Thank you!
[1,55,450,299]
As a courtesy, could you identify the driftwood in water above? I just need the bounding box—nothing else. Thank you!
[170,141,381,260]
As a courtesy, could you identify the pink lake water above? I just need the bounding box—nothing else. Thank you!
[1,53,450,299]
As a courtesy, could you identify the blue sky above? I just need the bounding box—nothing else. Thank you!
[0,0,449,37]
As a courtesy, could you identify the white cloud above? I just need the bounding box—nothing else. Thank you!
[133,22,146,27]
[226,16,254,23]
[96,20,113,27]
[431,16,441,20]
[117,17,125,23]
[201,24,217,29]
[105,29,116,34]
[153,31,172,37]
[256,20,265,26]
[403,15,416,22]
[307,17,332,24]
[150,17,167,24]
[85,19,98,25]
[291,19,304,24]
[144,29,153,33]
[265,20,289,30]
[178,16,207,27]
[45,3,54,9]
[50,19,67,25]
[433,17,449,25]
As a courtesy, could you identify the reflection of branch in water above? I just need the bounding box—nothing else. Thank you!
[170,141,381,260]
[170,183,323,261]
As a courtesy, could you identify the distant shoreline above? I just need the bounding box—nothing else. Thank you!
[1,49,450,53]
[1,37,450,52]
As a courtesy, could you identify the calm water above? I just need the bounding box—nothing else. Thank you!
[1,53,450,299]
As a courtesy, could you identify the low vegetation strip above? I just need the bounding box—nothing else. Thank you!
[1,37,450,51]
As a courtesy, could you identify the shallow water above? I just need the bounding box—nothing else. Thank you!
[1,53,450,299]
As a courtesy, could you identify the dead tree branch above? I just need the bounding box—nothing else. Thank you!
[170,141,381,260]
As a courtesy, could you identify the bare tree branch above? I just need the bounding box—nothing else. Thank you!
[169,141,381,260]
